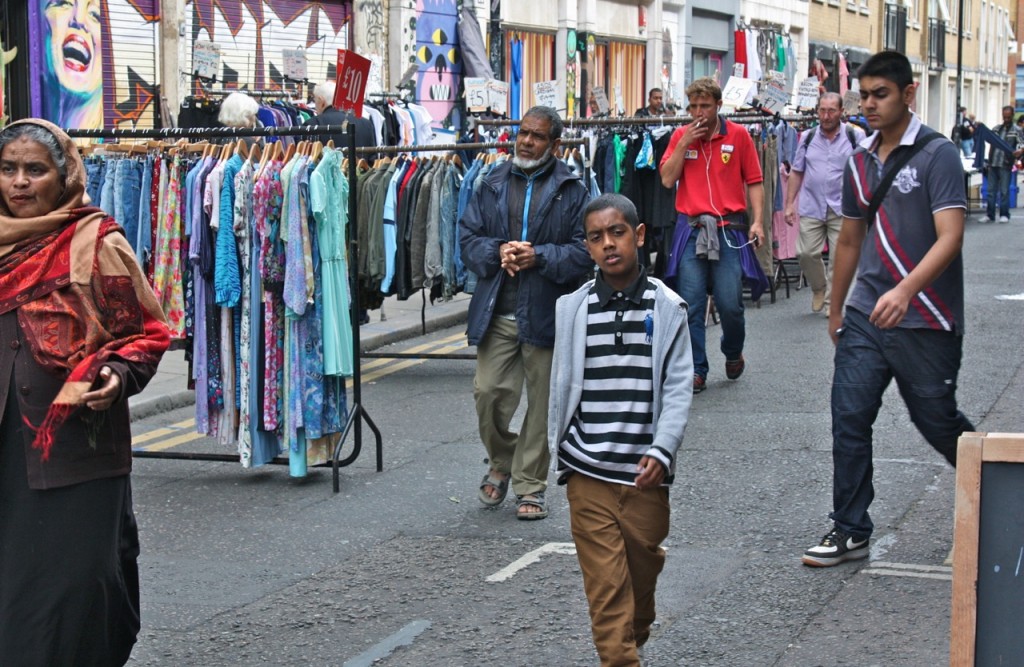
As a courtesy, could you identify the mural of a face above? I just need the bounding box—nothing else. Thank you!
[43,0,103,98]
[40,0,104,128]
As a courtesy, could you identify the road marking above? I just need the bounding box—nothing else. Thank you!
[342,619,431,667]
[863,561,952,581]
[133,335,467,451]
[486,542,577,582]
[995,292,1024,301]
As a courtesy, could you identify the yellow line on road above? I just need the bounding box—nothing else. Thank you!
[133,334,469,450]
[136,430,207,452]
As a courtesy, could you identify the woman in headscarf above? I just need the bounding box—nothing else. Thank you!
[0,119,170,665]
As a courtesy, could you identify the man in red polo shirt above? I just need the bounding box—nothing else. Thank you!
[660,77,764,393]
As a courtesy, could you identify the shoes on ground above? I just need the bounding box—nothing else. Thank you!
[999,215,1010,223]
[985,217,995,223]
[802,526,870,567]
[811,290,826,313]
[725,355,745,380]
[693,375,706,394]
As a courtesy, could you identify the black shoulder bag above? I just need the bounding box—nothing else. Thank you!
[863,130,943,226]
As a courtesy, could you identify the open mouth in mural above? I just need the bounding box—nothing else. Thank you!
[62,35,93,73]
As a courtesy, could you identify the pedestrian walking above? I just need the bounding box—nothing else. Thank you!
[0,119,171,664]
[983,105,1023,223]
[659,77,764,394]
[803,51,976,567]
[784,92,865,313]
[460,105,592,520]
[549,193,693,665]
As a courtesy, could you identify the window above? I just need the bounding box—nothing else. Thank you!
[963,0,973,34]
[607,41,645,116]
[884,3,908,51]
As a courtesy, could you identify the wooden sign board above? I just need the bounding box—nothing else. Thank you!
[951,432,1024,666]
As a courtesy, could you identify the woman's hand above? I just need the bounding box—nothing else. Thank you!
[81,366,121,411]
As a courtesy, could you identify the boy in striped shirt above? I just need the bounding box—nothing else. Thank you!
[549,193,694,665]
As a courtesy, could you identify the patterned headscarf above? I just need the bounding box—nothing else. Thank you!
[0,119,169,459]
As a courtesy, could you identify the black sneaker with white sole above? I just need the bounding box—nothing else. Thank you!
[802,527,869,567]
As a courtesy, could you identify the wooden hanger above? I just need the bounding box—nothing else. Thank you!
[283,141,297,164]
[234,138,249,160]
[310,141,323,162]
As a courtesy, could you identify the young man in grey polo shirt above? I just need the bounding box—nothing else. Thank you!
[803,51,976,567]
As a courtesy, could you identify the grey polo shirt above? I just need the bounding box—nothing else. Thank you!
[841,114,966,333]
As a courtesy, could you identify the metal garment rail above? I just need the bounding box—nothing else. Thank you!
[472,110,814,137]
[68,124,382,492]
[357,136,589,345]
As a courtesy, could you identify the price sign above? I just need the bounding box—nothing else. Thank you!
[533,80,558,109]
[732,62,746,78]
[193,41,221,80]
[591,86,610,114]
[465,77,488,112]
[283,48,307,82]
[796,77,821,110]
[333,49,372,117]
[759,80,790,114]
[614,85,624,115]
[721,76,756,111]
[487,79,509,115]
[842,90,861,116]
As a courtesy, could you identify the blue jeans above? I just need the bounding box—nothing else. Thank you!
[84,158,105,206]
[675,228,745,379]
[136,156,154,266]
[986,166,1012,220]
[830,309,974,538]
[960,137,974,157]
[115,159,143,255]
[100,163,117,216]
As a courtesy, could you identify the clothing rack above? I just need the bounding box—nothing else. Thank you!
[472,111,812,137]
[357,136,589,348]
[67,123,380,493]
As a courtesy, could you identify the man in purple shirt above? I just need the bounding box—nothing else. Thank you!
[784,93,865,313]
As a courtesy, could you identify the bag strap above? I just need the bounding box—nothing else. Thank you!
[863,130,943,227]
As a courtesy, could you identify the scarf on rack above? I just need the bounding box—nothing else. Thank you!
[0,119,170,460]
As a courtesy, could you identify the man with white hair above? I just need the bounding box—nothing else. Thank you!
[304,81,375,150]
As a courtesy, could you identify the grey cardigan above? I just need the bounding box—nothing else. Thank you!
[547,276,694,478]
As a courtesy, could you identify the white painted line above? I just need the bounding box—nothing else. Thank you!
[995,293,1024,301]
[343,619,431,667]
[870,561,953,573]
[863,561,953,581]
[864,568,952,581]
[486,542,577,582]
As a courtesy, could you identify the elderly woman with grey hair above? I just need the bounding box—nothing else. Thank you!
[217,91,260,128]
[0,119,170,665]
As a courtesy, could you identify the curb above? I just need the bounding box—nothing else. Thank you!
[128,308,469,422]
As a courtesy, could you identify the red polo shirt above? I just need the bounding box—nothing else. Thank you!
[661,118,763,217]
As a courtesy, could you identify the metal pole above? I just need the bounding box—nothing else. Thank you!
[956,0,964,124]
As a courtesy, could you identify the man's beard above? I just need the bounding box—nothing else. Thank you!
[513,148,554,171]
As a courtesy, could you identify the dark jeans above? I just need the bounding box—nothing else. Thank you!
[675,229,745,379]
[986,166,1013,220]
[830,308,974,538]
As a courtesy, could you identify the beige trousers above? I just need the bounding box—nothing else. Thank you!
[568,473,670,667]
[797,210,843,304]
[473,317,552,496]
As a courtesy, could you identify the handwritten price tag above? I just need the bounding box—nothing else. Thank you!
[533,80,558,109]
[193,41,221,80]
[487,79,509,115]
[283,48,307,82]
[465,77,488,112]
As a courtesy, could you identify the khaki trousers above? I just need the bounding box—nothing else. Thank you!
[567,473,670,667]
[473,317,552,496]
[797,211,843,304]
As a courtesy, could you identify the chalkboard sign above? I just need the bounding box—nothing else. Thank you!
[950,433,1024,665]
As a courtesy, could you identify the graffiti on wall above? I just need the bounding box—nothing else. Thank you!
[29,0,160,129]
[185,0,350,95]
[413,0,460,130]
[0,31,16,127]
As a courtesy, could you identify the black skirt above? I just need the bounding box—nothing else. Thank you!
[0,388,140,666]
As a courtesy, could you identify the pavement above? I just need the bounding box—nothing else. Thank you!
[128,291,472,422]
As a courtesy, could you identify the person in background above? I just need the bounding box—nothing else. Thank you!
[460,105,592,520]
[0,119,170,664]
[304,81,376,152]
[217,91,259,129]
[659,76,764,394]
[802,51,975,567]
[785,92,865,314]
[550,193,692,666]
[635,88,665,117]
[984,104,1024,223]
[955,108,975,157]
